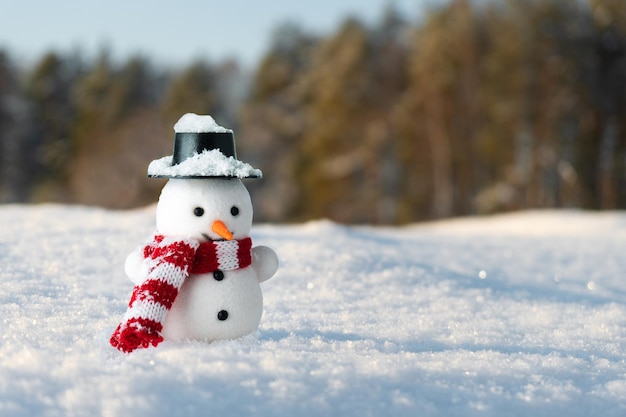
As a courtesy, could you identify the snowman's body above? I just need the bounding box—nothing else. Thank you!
[162,259,263,341]
[125,178,278,342]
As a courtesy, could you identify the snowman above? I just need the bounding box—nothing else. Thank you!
[110,113,278,353]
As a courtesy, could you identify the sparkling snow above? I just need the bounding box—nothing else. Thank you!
[173,113,232,133]
[1,205,626,416]
[147,149,262,178]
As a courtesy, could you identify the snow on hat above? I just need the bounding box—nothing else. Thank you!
[147,113,262,179]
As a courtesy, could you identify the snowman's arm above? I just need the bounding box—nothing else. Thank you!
[251,246,278,283]
[124,246,148,285]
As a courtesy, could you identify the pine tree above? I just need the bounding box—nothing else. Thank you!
[396,0,483,219]
[239,22,317,221]
[0,50,30,202]
[587,0,626,209]
[295,18,376,222]
[68,53,167,208]
[160,60,218,128]
[24,51,82,200]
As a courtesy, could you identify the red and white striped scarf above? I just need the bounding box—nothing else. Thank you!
[110,234,252,353]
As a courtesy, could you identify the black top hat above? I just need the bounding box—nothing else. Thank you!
[173,131,237,164]
[147,130,262,179]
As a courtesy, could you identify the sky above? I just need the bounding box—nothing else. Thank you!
[0,0,437,69]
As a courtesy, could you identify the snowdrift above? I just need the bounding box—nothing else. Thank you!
[1,205,625,417]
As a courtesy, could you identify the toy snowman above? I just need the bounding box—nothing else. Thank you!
[110,113,278,353]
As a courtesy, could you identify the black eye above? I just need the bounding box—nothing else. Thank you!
[194,207,204,217]
[217,310,229,321]
[230,206,239,216]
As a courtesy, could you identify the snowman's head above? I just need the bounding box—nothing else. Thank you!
[156,178,253,241]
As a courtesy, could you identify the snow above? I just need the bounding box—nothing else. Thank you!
[1,205,626,417]
[173,113,232,133]
[147,150,262,178]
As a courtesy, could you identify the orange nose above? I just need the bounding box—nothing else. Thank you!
[211,220,233,240]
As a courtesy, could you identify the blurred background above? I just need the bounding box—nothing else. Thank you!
[0,0,624,224]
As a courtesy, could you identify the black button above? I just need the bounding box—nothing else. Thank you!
[213,270,224,281]
[217,310,229,321]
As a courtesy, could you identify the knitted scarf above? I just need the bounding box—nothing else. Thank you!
[110,234,252,353]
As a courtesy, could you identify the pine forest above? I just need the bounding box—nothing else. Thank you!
[0,0,625,224]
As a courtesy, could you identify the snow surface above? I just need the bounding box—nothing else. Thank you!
[173,113,232,133]
[147,149,262,178]
[1,205,626,417]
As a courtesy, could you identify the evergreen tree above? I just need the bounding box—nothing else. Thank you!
[587,0,626,209]
[397,0,483,219]
[160,60,218,128]
[239,22,317,221]
[0,50,30,202]
[69,53,167,208]
[295,18,375,222]
[24,51,83,200]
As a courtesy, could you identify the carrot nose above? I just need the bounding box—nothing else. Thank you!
[211,220,233,240]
